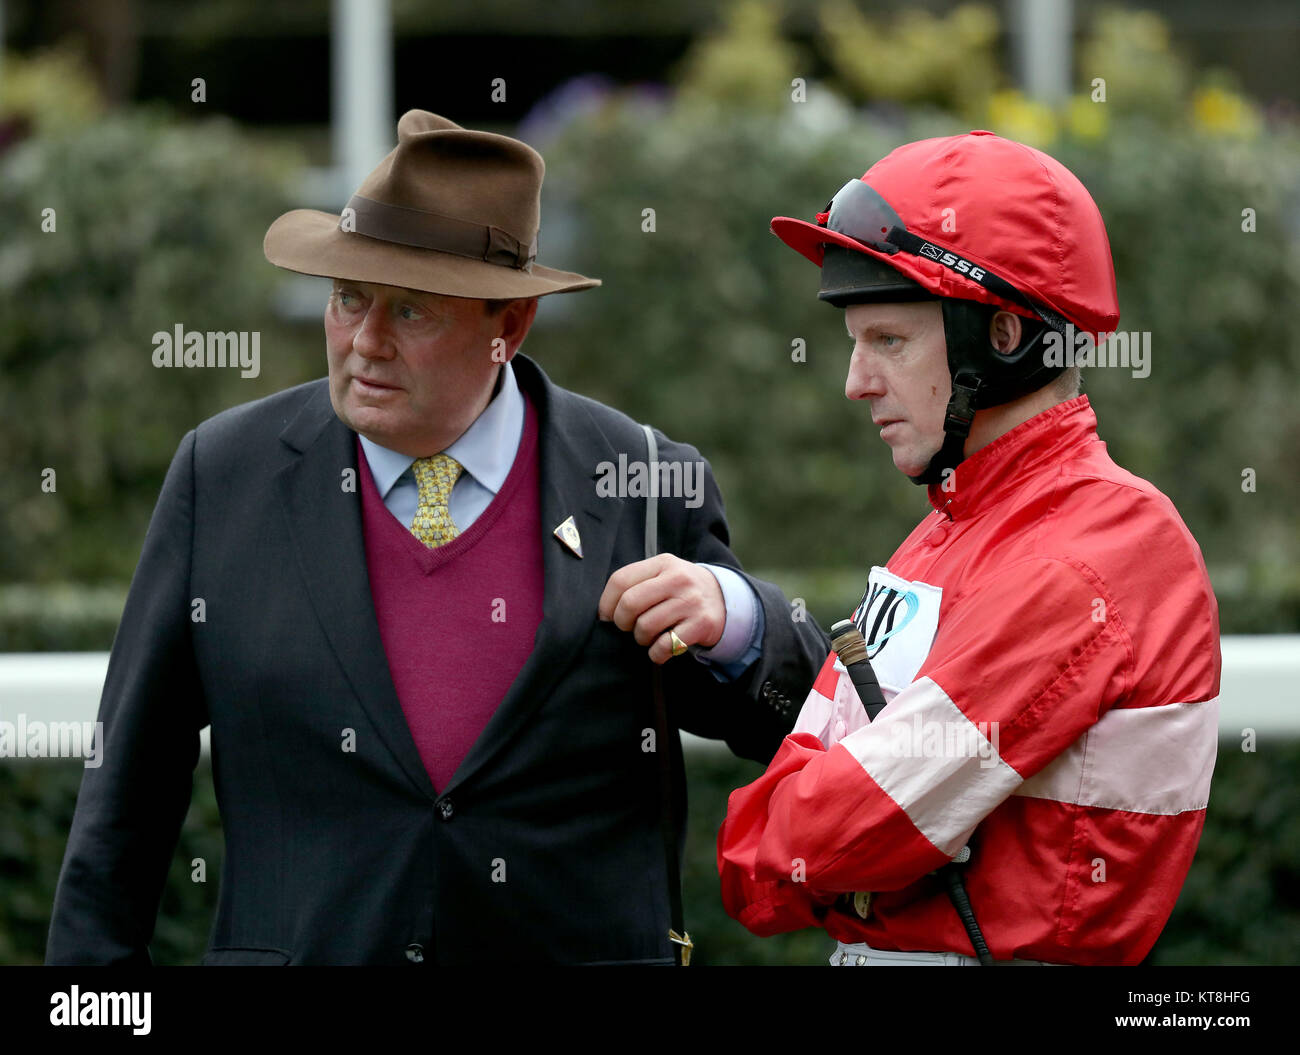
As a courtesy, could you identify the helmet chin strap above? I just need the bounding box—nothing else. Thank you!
[904,296,1058,488]
[907,372,982,487]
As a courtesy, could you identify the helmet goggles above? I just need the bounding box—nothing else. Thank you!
[817,179,1069,335]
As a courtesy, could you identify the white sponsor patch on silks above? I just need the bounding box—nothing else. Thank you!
[851,567,943,698]
[791,568,944,749]
[837,676,1021,856]
[1016,697,1220,815]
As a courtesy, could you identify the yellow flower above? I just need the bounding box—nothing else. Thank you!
[985,90,1058,147]
[1192,86,1261,138]
[1065,94,1108,140]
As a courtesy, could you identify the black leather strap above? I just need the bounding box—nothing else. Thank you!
[641,423,689,965]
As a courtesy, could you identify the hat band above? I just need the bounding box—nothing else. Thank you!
[343,195,537,271]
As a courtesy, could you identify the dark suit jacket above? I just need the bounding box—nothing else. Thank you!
[45,353,826,965]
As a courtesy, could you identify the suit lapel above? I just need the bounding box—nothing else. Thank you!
[444,355,627,793]
[274,381,437,800]
[272,361,631,801]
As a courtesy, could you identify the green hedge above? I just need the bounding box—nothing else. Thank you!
[0,108,317,585]
[0,584,126,651]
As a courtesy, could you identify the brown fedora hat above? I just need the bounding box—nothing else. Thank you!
[264,110,599,298]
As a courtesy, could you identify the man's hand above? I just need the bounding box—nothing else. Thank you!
[598,555,727,665]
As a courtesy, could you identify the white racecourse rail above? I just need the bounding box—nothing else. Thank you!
[0,637,1295,760]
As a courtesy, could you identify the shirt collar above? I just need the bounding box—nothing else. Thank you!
[357,360,525,499]
[926,395,1099,520]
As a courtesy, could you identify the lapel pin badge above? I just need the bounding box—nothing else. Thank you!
[553,516,583,558]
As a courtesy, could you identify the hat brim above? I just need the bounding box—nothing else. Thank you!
[265,209,600,298]
[770,214,887,269]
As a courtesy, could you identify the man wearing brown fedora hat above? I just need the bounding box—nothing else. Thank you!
[47,110,826,965]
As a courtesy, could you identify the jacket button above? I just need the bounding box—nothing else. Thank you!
[405,943,424,963]
[437,799,455,821]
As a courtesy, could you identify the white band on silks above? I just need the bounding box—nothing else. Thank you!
[829,941,1059,966]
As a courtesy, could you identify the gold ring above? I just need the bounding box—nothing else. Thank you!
[668,629,689,657]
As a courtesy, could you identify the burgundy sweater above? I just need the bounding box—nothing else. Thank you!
[357,396,544,793]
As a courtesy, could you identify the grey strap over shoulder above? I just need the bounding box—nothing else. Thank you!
[641,423,658,560]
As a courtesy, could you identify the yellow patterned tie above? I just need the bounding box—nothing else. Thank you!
[409,453,463,548]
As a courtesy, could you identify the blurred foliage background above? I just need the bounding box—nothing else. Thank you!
[1,0,1297,964]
